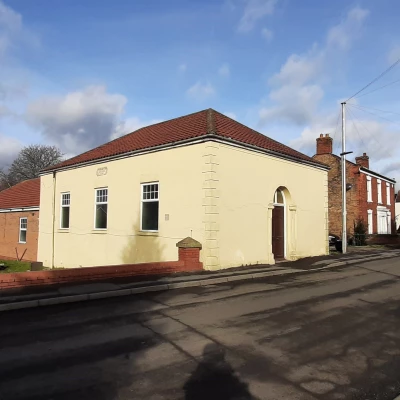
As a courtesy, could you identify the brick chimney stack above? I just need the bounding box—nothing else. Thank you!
[316,133,333,155]
[355,152,369,169]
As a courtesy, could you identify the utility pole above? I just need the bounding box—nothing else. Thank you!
[341,102,347,254]
[340,102,353,254]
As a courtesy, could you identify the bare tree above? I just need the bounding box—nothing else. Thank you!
[0,145,63,188]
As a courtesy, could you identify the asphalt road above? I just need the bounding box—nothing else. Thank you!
[1,257,400,400]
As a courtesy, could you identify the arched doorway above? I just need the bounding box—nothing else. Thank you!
[272,188,285,260]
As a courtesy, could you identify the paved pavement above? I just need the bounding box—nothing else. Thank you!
[1,248,399,311]
[1,256,400,399]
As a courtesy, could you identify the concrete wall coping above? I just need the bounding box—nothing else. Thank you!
[176,237,202,249]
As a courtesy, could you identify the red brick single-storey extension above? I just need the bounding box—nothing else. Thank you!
[0,178,40,261]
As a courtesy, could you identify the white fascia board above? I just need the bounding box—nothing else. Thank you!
[360,169,396,184]
[0,207,40,213]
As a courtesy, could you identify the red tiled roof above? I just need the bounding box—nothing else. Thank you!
[0,178,40,209]
[46,109,327,171]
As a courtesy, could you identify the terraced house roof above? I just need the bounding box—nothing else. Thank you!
[45,108,327,172]
[0,178,40,210]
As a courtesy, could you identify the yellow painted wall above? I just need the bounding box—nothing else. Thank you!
[38,144,207,268]
[38,140,329,270]
[214,143,329,269]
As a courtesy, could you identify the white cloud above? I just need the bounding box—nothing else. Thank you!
[0,133,23,169]
[261,27,273,42]
[111,117,162,140]
[224,112,237,120]
[238,0,277,32]
[269,51,323,87]
[26,85,127,154]
[0,0,36,127]
[178,63,187,72]
[259,6,369,127]
[327,6,369,50]
[186,81,215,101]
[0,104,12,117]
[0,0,22,58]
[260,84,324,125]
[0,0,39,61]
[218,64,230,78]
[388,46,400,65]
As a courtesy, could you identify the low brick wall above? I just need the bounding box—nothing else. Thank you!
[366,234,400,245]
[0,238,203,290]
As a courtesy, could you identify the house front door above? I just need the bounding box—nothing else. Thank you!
[272,206,285,260]
[377,210,388,234]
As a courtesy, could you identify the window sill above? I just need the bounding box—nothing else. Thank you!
[18,242,26,244]
[138,231,159,236]
[58,229,70,233]
[92,229,108,234]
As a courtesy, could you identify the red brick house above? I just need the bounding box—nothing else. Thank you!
[0,178,40,261]
[313,134,396,237]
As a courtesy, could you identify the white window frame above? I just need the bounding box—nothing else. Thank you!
[94,187,108,230]
[377,179,382,204]
[19,217,27,243]
[386,182,391,205]
[367,210,373,234]
[140,182,159,232]
[366,176,372,203]
[387,211,392,234]
[60,192,70,229]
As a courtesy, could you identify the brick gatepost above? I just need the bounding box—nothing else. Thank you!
[176,237,203,271]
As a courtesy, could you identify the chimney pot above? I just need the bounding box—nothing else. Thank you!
[320,133,323,138]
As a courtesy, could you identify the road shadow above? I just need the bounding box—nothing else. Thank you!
[184,343,254,400]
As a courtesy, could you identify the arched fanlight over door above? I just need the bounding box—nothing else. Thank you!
[274,189,284,205]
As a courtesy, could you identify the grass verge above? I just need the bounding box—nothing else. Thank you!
[0,259,31,273]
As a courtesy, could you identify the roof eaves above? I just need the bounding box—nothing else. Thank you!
[360,167,396,183]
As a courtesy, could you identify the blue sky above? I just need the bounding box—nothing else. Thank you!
[1,0,400,183]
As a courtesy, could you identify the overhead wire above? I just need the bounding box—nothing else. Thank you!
[346,103,400,117]
[347,103,400,127]
[345,105,387,150]
[345,57,400,101]
[355,78,400,99]
[346,106,370,152]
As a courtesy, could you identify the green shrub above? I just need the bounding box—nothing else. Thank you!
[353,218,368,246]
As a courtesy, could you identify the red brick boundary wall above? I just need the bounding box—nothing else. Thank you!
[0,237,203,290]
[366,234,400,245]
